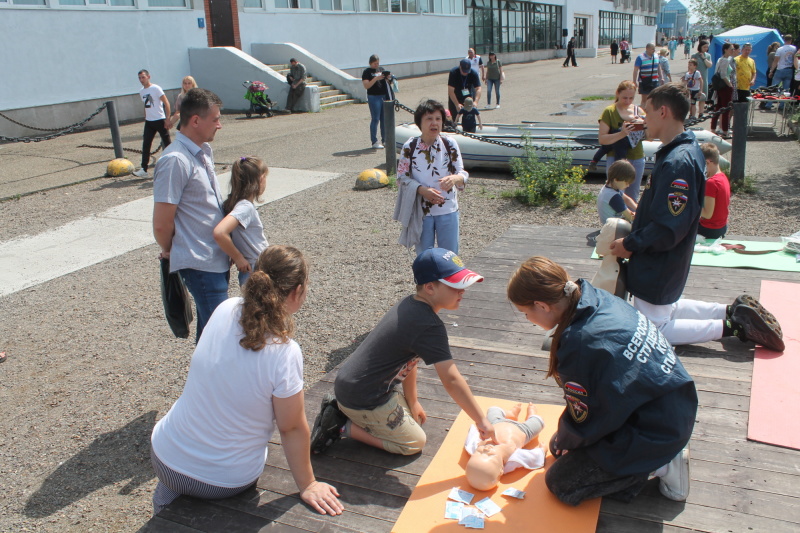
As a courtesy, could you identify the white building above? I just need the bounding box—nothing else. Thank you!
[1,0,659,134]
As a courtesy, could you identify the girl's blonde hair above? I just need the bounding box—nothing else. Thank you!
[614,80,637,102]
[223,156,269,214]
[658,48,669,57]
[239,245,308,350]
[507,257,581,378]
[181,76,198,95]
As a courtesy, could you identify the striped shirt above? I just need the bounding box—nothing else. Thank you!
[636,53,660,82]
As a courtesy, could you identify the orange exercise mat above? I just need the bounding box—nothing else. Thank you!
[747,280,800,450]
[392,396,601,533]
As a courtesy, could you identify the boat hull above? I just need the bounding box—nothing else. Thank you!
[394,122,730,172]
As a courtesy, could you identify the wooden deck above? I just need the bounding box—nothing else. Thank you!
[143,225,800,533]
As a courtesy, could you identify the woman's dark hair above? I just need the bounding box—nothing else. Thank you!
[414,99,447,128]
[488,52,497,60]
[722,42,733,53]
[697,40,708,52]
[223,156,269,214]
[507,257,580,379]
[179,88,222,129]
[239,245,308,350]
[369,54,379,64]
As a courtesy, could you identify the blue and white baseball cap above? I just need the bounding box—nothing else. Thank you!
[413,248,484,289]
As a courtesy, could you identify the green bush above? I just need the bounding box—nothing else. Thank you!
[510,135,593,209]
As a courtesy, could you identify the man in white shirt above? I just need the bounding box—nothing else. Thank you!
[771,35,796,109]
[465,48,485,85]
[135,70,172,178]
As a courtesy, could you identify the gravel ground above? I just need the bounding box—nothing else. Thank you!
[1,56,799,532]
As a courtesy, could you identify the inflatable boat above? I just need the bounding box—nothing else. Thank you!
[394,122,731,172]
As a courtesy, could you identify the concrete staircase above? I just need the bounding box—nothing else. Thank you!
[266,64,357,110]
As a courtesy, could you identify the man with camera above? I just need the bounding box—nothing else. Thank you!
[633,43,663,106]
[362,54,395,149]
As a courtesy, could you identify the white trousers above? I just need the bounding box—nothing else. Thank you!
[633,297,726,345]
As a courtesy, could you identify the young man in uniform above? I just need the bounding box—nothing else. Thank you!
[610,83,784,352]
[135,70,171,178]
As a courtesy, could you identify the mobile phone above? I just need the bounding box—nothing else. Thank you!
[629,122,645,131]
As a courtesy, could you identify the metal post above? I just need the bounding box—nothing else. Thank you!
[729,102,748,184]
[106,100,124,159]
[384,100,396,175]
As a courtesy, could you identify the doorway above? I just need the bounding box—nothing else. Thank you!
[574,17,588,48]
[207,0,238,48]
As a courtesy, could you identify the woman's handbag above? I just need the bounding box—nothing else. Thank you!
[159,257,193,338]
[711,72,727,91]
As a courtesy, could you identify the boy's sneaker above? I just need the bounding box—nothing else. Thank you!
[728,294,783,337]
[658,446,690,501]
[310,394,348,455]
[372,142,384,149]
[133,168,149,178]
[731,304,785,352]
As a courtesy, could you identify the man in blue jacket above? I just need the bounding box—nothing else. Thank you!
[610,83,784,352]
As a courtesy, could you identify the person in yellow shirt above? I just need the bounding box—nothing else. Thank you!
[734,43,757,102]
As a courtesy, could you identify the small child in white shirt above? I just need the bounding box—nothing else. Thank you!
[596,159,638,224]
[682,59,703,118]
[464,403,546,491]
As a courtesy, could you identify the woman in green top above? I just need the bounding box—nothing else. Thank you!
[691,40,713,98]
[597,80,647,200]
[483,52,505,109]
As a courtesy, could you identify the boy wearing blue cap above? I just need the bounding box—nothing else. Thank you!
[311,248,496,455]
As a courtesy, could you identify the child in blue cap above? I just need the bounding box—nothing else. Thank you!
[311,248,497,455]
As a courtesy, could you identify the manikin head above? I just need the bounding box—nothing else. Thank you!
[465,443,504,490]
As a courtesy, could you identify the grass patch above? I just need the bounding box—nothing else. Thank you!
[730,175,757,195]
[581,95,615,101]
[387,172,397,190]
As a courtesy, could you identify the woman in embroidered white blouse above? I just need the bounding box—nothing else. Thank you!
[397,99,469,255]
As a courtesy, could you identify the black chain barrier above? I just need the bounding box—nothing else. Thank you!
[395,100,735,152]
[78,142,163,157]
[0,104,108,143]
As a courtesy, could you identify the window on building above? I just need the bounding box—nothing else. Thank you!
[275,0,313,7]
[468,0,561,54]
[9,0,47,4]
[599,10,632,45]
[148,0,188,6]
[243,0,264,7]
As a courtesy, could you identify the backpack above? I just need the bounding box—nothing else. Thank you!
[408,135,459,175]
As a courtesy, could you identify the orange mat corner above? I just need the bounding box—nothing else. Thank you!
[392,396,601,533]
[747,280,800,450]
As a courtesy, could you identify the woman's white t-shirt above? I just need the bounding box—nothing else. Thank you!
[151,297,304,487]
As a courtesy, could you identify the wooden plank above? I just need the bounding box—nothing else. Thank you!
[138,516,204,532]
[158,496,311,532]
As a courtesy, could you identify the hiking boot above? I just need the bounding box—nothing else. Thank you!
[310,394,348,455]
[729,295,783,338]
[731,305,785,352]
[658,446,690,501]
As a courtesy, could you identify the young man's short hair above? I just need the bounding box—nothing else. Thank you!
[688,59,698,67]
[700,142,720,165]
[606,159,636,186]
[648,82,691,122]
[179,88,223,128]
[138,69,150,76]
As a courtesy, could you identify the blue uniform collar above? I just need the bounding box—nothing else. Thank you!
[655,129,697,155]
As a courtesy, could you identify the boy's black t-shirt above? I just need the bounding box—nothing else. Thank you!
[334,296,452,410]
[458,108,480,132]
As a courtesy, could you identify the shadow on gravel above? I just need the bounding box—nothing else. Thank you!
[24,411,157,518]
[91,177,154,192]
[324,332,369,372]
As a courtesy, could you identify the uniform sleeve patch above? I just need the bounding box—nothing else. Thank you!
[564,382,587,396]
[670,179,689,190]
[668,193,688,216]
[565,395,589,423]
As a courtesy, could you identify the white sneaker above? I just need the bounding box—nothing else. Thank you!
[658,446,690,501]
[372,142,384,149]
[485,105,493,109]
[495,105,501,109]
[133,168,149,178]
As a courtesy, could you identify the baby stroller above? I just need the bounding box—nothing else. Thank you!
[243,80,274,118]
[620,49,631,63]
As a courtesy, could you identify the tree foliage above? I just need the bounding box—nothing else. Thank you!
[690,0,800,36]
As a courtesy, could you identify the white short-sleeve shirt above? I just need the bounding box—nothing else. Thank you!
[151,297,304,487]
[140,84,167,121]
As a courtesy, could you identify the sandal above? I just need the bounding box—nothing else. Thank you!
[0,352,6,364]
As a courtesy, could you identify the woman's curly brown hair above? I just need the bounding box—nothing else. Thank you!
[239,245,308,350]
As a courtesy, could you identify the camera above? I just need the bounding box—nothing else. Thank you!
[383,71,391,77]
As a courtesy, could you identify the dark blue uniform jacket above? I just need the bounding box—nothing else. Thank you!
[623,130,706,305]
[554,280,698,476]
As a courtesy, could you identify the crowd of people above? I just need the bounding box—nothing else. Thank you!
[139,37,790,519]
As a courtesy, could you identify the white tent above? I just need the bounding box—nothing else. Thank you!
[711,25,784,88]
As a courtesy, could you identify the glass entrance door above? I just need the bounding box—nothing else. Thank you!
[574,17,588,48]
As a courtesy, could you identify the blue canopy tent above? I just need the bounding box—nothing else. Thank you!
[711,26,784,88]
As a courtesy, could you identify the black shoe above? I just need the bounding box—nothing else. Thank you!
[729,295,783,338]
[588,161,598,172]
[731,305,785,352]
[310,394,348,455]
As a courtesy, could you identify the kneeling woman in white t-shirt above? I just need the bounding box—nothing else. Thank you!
[150,245,344,516]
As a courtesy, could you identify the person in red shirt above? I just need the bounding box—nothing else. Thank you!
[698,143,730,239]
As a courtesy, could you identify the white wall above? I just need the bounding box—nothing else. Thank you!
[632,24,657,48]
[239,12,468,70]
[1,7,206,111]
